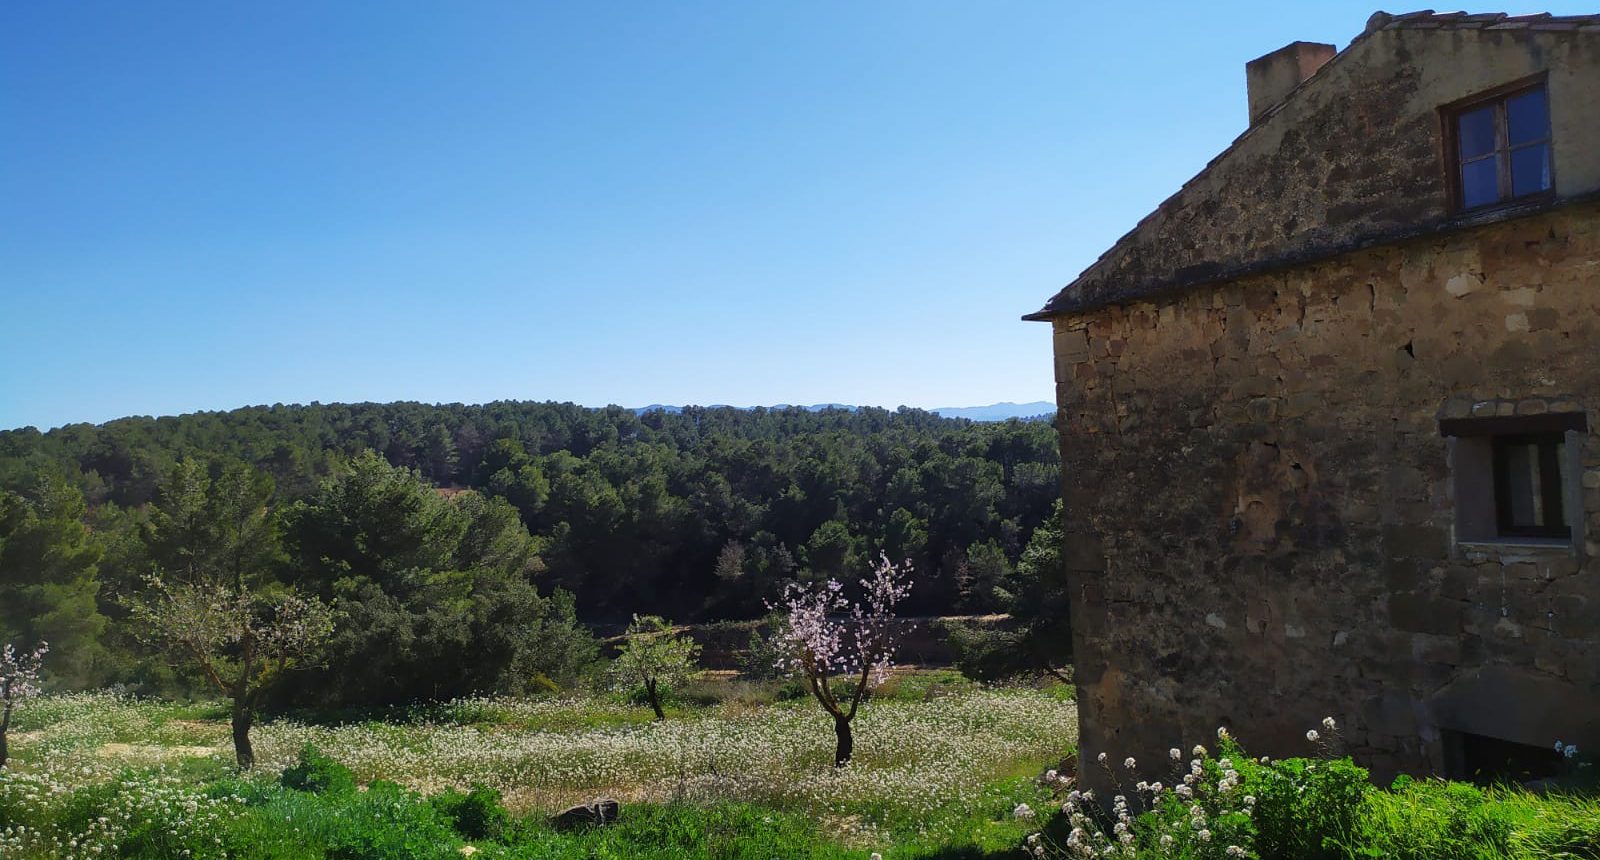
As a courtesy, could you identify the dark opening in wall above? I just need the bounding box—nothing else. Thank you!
[1440,410,1586,546]
[1443,730,1566,785]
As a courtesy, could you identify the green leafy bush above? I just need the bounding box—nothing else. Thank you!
[1029,724,1599,860]
[430,785,509,840]
[280,744,357,795]
[1241,752,1371,860]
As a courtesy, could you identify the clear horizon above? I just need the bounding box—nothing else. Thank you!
[3,396,1058,433]
[4,1,1588,431]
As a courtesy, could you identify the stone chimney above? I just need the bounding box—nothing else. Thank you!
[1245,41,1336,125]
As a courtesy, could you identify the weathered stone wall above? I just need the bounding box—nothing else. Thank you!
[1053,201,1600,784]
[1036,22,1600,316]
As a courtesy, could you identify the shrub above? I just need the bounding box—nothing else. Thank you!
[1025,720,1600,860]
[1243,753,1371,860]
[430,785,509,840]
[281,744,357,795]
[738,616,786,681]
[320,781,461,860]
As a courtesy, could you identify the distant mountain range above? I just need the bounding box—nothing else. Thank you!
[928,401,1055,421]
[631,401,1054,422]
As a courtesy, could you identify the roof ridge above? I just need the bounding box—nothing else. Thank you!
[1364,8,1600,33]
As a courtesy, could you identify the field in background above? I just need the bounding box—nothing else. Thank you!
[0,671,1078,858]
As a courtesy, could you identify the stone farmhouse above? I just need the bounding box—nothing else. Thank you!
[1027,10,1600,785]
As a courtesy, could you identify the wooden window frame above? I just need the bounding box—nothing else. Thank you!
[1491,433,1568,539]
[1441,75,1555,213]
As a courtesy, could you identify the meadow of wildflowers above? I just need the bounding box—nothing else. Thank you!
[5,688,1597,859]
[0,681,1077,858]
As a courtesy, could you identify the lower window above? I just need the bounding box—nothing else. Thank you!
[1492,434,1570,539]
[1440,411,1586,545]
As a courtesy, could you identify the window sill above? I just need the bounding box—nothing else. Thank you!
[1457,538,1577,559]
[1446,194,1557,227]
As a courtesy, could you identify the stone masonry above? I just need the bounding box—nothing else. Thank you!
[1053,200,1600,782]
[1031,12,1600,787]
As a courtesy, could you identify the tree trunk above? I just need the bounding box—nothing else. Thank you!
[0,701,12,769]
[646,680,665,721]
[231,704,255,769]
[833,715,854,768]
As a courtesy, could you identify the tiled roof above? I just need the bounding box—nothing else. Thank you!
[1361,9,1600,34]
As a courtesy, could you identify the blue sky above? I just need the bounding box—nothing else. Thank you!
[2,2,1587,430]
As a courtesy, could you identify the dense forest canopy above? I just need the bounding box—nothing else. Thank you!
[0,401,1065,699]
[1,401,1060,620]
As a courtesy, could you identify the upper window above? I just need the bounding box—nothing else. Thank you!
[1450,83,1553,211]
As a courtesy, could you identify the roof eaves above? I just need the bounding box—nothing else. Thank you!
[1023,192,1600,321]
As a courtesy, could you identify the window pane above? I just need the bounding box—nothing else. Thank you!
[1504,442,1543,526]
[1461,157,1500,208]
[1458,106,1497,159]
[1510,144,1551,197]
[1507,88,1549,146]
[1556,442,1570,527]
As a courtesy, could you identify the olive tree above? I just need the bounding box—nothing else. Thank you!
[773,553,912,767]
[0,641,47,769]
[130,577,333,768]
[607,614,699,720]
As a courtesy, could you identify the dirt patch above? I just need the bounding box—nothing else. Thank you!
[97,742,219,760]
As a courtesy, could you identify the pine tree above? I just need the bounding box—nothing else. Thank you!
[0,477,109,687]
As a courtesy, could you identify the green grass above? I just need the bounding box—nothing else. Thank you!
[1357,778,1600,859]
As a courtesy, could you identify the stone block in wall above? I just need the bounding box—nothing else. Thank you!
[1566,653,1598,683]
[1362,692,1420,737]
[1439,565,1484,596]
[1384,558,1425,592]
[1389,592,1461,635]
[1062,533,1106,572]
[1411,634,1462,665]
[1383,524,1449,560]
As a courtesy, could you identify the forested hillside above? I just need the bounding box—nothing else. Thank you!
[0,402,1062,697]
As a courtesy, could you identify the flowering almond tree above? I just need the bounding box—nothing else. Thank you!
[130,577,334,768]
[607,614,701,720]
[773,553,912,767]
[0,641,47,769]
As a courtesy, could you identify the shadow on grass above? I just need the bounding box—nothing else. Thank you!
[906,848,1016,860]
